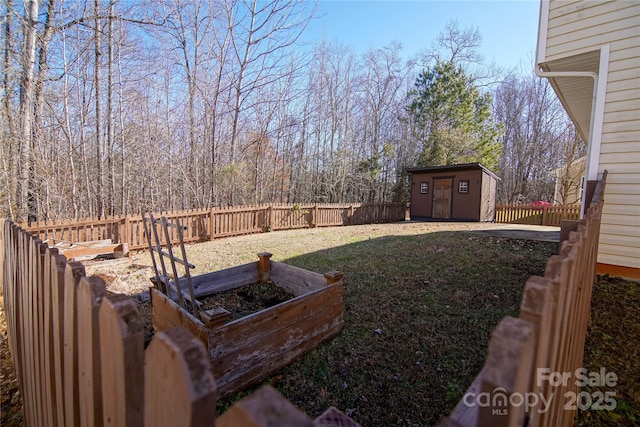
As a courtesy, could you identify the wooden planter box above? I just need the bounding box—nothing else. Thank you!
[151,252,344,398]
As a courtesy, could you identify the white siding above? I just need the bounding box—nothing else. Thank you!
[545,0,640,270]
[546,1,640,61]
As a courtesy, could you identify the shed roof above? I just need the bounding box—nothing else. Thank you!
[407,163,501,181]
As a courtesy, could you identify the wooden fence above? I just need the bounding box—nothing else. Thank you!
[4,187,607,426]
[495,204,581,226]
[0,219,360,427]
[440,172,607,427]
[21,203,406,251]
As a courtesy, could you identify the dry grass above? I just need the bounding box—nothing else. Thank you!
[108,221,555,426]
[3,222,636,426]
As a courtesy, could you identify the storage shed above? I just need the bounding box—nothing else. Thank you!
[407,163,500,222]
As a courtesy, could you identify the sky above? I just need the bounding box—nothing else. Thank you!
[301,0,541,71]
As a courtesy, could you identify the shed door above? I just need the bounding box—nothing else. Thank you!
[433,178,452,219]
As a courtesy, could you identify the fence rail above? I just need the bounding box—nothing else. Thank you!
[495,204,581,226]
[1,219,360,426]
[21,203,406,251]
[440,172,606,427]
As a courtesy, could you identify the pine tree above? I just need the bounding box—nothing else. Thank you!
[408,60,502,170]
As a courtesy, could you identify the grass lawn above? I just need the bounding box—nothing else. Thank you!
[180,223,558,426]
[576,275,640,426]
[2,222,637,426]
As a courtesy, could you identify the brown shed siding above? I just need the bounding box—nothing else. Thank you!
[480,170,497,221]
[451,170,482,221]
[410,175,433,218]
[409,164,498,222]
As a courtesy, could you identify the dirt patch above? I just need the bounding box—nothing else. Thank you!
[200,281,294,322]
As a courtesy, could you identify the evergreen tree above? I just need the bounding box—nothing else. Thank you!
[408,61,502,169]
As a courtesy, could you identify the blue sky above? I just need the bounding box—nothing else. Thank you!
[301,0,541,70]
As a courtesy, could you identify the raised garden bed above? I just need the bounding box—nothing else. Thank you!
[151,252,344,398]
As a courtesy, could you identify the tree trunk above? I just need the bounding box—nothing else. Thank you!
[16,0,39,221]
[2,0,16,219]
[107,0,115,215]
[94,0,104,218]
[32,0,56,221]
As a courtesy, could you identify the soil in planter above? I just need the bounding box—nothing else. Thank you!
[199,281,295,322]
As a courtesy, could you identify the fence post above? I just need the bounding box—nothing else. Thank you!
[209,209,215,241]
[216,386,313,427]
[144,328,217,427]
[479,316,534,427]
[313,205,319,227]
[123,216,130,248]
[257,252,272,282]
[559,220,580,248]
[324,271,344,286]
[63,262,86,427]
[99,294,144,427]
[50,251,67,427]
[77,276,106,427]
[268,205,274,231]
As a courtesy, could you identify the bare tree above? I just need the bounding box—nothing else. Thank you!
[360,42,407,202]
[418,19,505,88]
[225,0,312,160]
[1,0,16,218]
[494,73,570,203]
[106,0,115,216]
[94,0,105,217]
[15,0,39,221]
[3,0,574,220]
[425,20,483,66]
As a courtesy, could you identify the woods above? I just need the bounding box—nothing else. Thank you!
[1,2,583,222]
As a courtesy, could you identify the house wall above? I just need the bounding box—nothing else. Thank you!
[410,170,484,221]
[553,157,585,206]
[544,0,640,270]
[545,1,639,62]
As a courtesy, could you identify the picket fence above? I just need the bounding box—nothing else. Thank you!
[0,220,360,427]
[22,203,406,250]
[440,172,607,427]
[495,204,581,226]
[4,181,606,426]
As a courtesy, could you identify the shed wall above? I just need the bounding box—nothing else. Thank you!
[451,170,482,221]
[480,171,497,222]
[411,169,488,221]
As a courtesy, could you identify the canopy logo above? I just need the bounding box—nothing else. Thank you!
[462,368,618,416]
